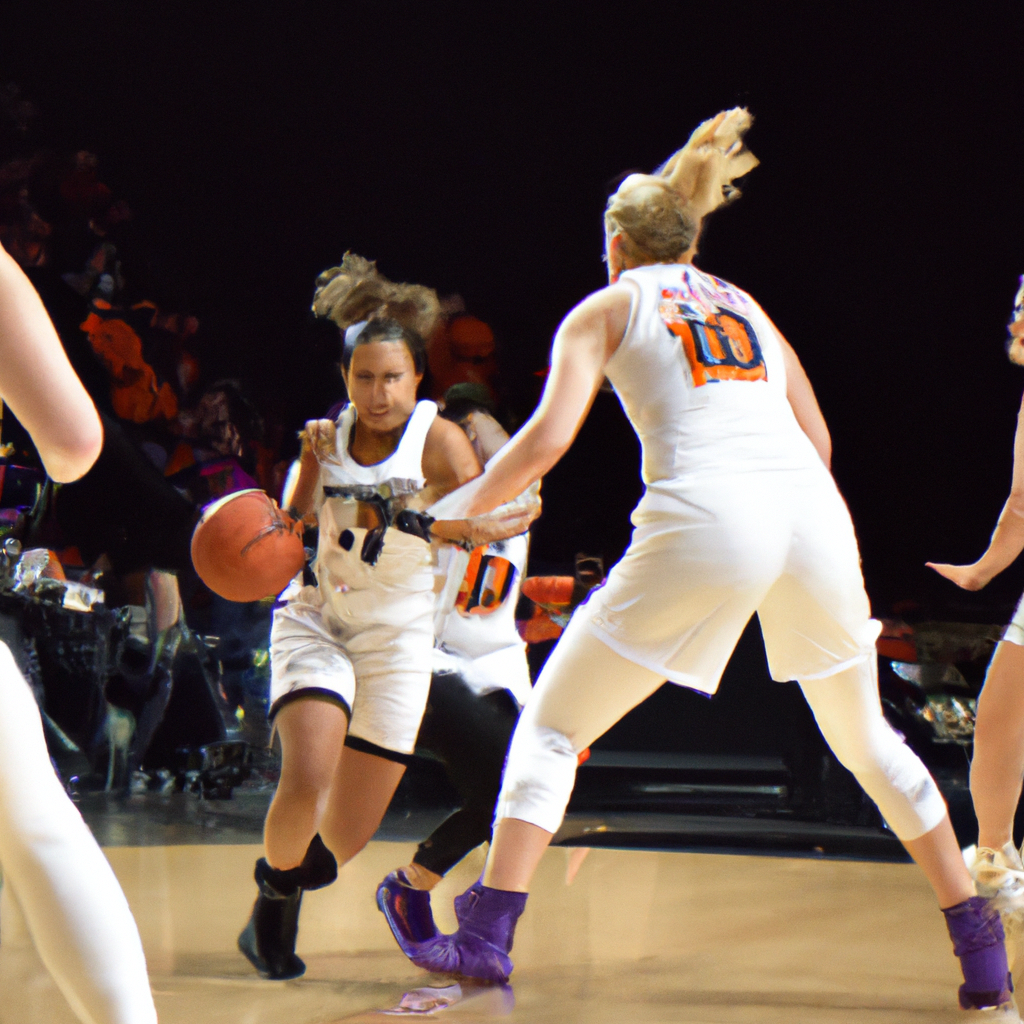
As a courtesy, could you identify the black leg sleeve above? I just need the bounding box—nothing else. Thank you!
[412,673,519,877]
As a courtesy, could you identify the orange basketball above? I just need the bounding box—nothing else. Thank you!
[191,489,305,602]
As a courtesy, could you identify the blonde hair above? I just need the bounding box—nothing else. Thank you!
[605,108,759,265]
[311,252,441,340]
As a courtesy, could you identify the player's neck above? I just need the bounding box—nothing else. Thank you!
[348,417,408,466]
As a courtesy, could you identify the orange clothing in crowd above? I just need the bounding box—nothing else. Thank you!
[427,314,499,401]
[80,309,178,424]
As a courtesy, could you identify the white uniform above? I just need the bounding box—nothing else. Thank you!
[496,263,946,842]
[576,263,880,691]
[270,400,437,755]
[0,640,157,1024]
[433,532,531,708]
[1004,596,1024,646]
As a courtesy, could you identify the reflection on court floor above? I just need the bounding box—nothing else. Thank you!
[0,840,979,1022]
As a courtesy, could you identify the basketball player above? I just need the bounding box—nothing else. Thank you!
[376,393,532,961]
[0,240,158,1022]
[928,278,1024,920]
[239,258,532,978]
[415,111,1013,1015]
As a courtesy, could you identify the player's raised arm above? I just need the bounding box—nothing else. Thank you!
[0,242,103,482]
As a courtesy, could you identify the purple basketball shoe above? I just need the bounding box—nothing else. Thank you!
[407,882,527,983]
[377,870,439,959]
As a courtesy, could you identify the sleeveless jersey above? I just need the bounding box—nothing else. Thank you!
[314,400,437,629]
[612,263,824,517]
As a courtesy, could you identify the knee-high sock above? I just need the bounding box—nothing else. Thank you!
[0,643,157,1024]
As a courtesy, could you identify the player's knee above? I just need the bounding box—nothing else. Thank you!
[496,724,578,833]
[826,716,946,839]
[319,825,370,867]
[276,763,334,805]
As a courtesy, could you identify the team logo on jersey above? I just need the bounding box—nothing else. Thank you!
[456,548,517,615]
[659,291,767,387]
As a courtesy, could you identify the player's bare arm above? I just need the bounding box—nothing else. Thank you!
[928,389,1024,590]
[0,242,103,482]
[418,414,482,506]
[770,322,832,470]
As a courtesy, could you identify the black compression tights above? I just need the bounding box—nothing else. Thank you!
[412,672,520,877]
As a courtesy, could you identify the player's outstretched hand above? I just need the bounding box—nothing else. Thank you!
[433,502,539,547]
[300,418,337,462]
[925,561,991,591]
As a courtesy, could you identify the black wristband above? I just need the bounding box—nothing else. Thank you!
[394,509,436,543]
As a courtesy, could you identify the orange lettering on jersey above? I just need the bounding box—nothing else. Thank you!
[659,300,767,387]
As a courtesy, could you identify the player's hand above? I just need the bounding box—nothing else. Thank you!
[300,419,337,462]
[925,561,991,591]
[432,504,537,547]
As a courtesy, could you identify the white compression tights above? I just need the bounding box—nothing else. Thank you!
[496,618,947,841]
[0,642,157,1024]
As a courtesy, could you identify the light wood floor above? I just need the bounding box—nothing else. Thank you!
[0,840,995,1022]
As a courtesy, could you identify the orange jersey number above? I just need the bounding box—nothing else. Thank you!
[455,548,517,615]
[659,301,767,387]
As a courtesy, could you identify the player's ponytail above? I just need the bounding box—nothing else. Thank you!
[312,252,440,342]
[605,108,759,264]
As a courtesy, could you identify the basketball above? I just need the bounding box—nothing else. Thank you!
[191,489,305,602]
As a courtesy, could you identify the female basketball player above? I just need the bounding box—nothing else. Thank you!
[375,392,532,962]
[0,240,158,1023]
[928,278,1024,917]
[239,258,532,978]
[416,111,1013,1015]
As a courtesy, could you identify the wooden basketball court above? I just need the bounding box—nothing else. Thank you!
[0,837,982,1023]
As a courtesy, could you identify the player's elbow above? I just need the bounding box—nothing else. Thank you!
[535,417,576,462]
[42,417,103,483]
[1007,488,1024,520]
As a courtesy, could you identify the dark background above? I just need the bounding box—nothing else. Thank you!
[3,1,1024,620]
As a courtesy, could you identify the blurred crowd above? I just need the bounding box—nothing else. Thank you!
[0,82,514,793]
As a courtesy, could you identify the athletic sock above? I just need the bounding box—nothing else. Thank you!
[943,895,1012,1009]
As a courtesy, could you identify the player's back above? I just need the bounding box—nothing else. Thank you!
[610,264,822,502]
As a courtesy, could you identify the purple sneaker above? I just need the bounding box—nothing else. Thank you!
[407,883,527,983]
[377,870,439,957]
[943,895,1015,1011]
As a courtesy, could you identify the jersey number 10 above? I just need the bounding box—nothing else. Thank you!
[660,303,767,387]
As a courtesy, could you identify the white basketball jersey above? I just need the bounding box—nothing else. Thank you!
[318,400,437,497]
[314,400,437,629]
[612,263,823,514]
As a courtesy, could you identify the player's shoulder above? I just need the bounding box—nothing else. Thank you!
[425,411,466,446]
[562,281,636,336]
[423,412,480,469]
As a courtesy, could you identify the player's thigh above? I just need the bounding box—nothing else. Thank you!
[274,696,349,793]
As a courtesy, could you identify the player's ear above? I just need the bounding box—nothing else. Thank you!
[606,234,624,283]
